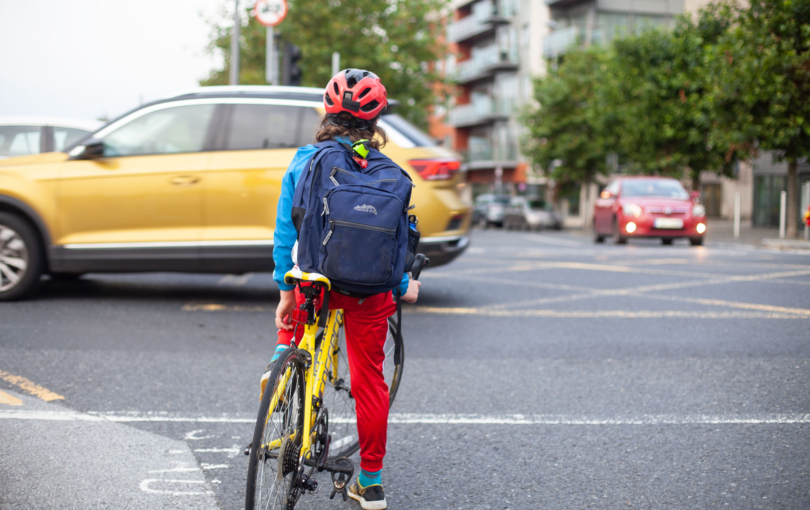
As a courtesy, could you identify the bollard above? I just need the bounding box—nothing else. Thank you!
[733,192,741,239]
[779,191,787,239]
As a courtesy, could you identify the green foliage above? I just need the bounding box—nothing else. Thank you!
[201,0,449,128]
[606,5,741,187]
[521,48,613,188]
[707,0,810,161]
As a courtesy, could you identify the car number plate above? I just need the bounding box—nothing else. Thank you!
[654,218,684,229]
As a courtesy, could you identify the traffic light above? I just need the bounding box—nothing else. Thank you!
[282,43,302,86]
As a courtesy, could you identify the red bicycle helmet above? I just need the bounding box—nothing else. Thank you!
[324,69,387,127]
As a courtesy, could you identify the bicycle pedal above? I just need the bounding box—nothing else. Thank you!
[243,442,252,456]
[328,486,348,501]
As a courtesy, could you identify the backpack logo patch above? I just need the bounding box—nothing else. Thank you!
[354,204,378,215]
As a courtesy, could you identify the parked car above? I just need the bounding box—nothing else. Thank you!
[593,176,706,245]
[503,196,563,231]
[0,86,470,300]
[0,117,99,159]
[472,194,510,228]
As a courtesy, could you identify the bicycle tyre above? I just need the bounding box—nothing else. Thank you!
[245,348,307,510]
[320,315,403,460]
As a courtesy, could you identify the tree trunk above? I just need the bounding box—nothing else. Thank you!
[691,171,701,194]
[787,159,798,238]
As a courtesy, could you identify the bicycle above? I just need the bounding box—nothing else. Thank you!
[245,254,428,510]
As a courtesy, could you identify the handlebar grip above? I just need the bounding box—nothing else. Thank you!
[410,253,429,281]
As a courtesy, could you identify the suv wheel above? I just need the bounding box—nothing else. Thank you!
[0,213,43,301]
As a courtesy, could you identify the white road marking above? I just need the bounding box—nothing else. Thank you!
[184,429,214,440]
[139,479,213,496]
[2,409,808,425]
[201,464,229,470]
[217,273,253,286]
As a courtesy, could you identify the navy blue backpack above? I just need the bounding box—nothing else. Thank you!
[291,140,414,296]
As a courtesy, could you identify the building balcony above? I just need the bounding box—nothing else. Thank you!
[455,45,519,84]
[448,98,515,128]
[447,0,513,44]
[460,139,520,170]
[542,25,579,58]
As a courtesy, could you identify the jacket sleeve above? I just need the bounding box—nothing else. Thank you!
[397,273,410,297]
[273,145,319,291]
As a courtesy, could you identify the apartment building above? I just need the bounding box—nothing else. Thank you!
[442,0,549,200]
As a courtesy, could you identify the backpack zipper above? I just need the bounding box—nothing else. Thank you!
[331,167,397,186]
[323,219,396,245]
[321,196,330,216]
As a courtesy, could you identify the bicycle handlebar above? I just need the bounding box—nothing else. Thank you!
[410,253,429,281]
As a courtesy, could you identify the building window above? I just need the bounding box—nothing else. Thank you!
[753,175,786,227]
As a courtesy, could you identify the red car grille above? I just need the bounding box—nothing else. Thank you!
[646,206,689,216]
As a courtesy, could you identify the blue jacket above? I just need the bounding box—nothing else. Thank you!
[273,144,411,295]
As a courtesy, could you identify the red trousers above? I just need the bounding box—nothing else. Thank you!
[277,287,396,473]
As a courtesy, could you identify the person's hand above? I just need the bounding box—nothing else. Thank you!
[401,279,421,304]
[275,290,296,330]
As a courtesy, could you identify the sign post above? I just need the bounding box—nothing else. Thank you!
[254,0,288,86]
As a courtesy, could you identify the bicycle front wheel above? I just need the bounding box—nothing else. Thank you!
[322,315,403,460]
[245,348,307,510]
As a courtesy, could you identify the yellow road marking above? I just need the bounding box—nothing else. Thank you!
[182,303,266,312]
[407,307,807,319]
[0,370,64,401]
[0,390,23,406]
[641,294,810,317]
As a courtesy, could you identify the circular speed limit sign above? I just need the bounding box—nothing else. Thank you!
[254,0,288,27]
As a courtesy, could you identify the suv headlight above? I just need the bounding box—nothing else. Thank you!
[622,203,642,218]
[692,204,706,217]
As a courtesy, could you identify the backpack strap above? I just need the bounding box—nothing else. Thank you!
[394,293,403,366]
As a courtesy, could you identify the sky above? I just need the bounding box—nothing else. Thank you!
[0,0,232,121]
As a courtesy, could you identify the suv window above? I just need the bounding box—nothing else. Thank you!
[54,127,91,152]
[225,104,321,150]
[103,104,216,157]
[0,125,42,157]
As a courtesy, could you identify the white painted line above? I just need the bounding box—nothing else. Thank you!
[194,448,241,454]
[2,410,808,425]
[139,479,213,496]
[201,464,230,470]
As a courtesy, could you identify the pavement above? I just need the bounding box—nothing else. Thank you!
[1,228,809,509]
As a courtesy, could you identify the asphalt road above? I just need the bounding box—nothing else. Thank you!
[1,229,809,510]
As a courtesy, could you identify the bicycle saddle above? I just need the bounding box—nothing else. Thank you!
[284,268,332,290]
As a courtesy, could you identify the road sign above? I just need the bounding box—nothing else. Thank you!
[254,0,287,27]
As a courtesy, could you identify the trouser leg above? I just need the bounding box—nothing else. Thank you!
[340,291,395,473]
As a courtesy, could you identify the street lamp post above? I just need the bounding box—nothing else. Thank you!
[230,0,240,85]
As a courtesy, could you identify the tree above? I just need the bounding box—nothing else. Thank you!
[708,0,810,237]
[521,48,614,195]
[605,5,740,190]
[201,0,449,128]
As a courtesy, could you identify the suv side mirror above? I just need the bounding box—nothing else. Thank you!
[68,138,105,160]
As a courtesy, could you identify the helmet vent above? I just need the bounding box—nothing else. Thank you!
[324,93,334,106]
[358,87,371,99]
[346,75,358,88]
[360,99,380,113]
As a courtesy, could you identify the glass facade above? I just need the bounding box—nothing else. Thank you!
[753,175,786,227]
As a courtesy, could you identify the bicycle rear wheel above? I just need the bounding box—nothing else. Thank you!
[245,348,307,510]
[321,315,403,460]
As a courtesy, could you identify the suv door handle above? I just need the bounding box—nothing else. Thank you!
[170,176,200,185]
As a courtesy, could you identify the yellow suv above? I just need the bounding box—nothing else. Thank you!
[0,86,470,300]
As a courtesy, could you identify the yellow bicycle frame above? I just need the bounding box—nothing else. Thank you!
[264,305,345,459]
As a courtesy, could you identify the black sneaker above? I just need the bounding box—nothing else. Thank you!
[347,481,387,510]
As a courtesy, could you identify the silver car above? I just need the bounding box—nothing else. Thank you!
[503,196,563,230]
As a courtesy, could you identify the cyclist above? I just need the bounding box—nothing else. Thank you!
[263,68,420,510]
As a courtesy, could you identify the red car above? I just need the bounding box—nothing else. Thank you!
[593,177,706,246]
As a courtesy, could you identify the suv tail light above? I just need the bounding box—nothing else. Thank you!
[408,159,461,181]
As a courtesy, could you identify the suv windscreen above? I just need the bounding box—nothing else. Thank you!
[225,104,321,149]
[380,114,436,147]
[622,179,689,199]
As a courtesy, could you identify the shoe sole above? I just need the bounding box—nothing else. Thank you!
[347,490,387,510]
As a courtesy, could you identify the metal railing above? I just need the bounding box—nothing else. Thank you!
[447,0,516,43]
[448,97,515,126]
[460,140,519,163]
[455,44,519,82]
[542,25,579,58]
